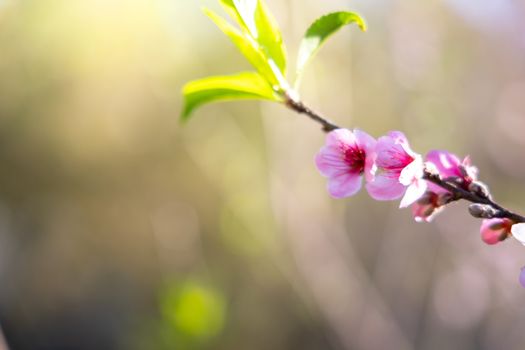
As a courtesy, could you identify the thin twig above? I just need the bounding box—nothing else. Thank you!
[285,96,339,132]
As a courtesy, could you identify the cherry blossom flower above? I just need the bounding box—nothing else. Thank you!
[366,131,426,208]
[315,129,376,198]
[425,150,477,193]
[480,218,513,245]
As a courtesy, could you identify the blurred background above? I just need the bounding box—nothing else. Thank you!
[0,0,524,349]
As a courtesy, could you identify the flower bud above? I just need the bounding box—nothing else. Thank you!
[416,191,435,205]
[480,218,513,245]
[468,181,491,199]
[468,204,499,219]
[412,191,445,223]
[412,201,437,223]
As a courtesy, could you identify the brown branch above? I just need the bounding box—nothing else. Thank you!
[285,96,339,132]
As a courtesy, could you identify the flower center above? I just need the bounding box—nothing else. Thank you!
[344,146,366,174]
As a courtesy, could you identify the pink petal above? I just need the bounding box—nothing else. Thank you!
[326,129,357,148]
[393,132,420,160]
[354,129,376,152]
[387,131,408,144]
[426,150,461,178]
[375,133,413,170]
[511,223,525,245]
[366,172,405,200]
[315,146,348,177]
[327,172,363,198]
[399,179,427,208]
[374,135,396,162]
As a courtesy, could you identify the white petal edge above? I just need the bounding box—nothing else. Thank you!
[511,223,525,246]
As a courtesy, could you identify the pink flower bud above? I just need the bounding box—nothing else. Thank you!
[411,191,450,222]
[412,202,438,223]
[412,192,437,222]
[480,218,513,245]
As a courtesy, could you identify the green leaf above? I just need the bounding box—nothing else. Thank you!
[181,72,282,121]
[203,7,282,87]
[295,11,366,88]
[219,0,288,75]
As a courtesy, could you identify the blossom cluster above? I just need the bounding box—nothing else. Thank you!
[315,128,525,286]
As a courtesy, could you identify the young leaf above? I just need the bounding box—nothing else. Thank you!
[219,0,288,75]
[254,0,288,75]
[203,7,281,87]
[181,72,282,121]
[295,11,366,88]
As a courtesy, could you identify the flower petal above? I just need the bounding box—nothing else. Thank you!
[315,146,347,177]
[385,131,419,160]
[426,150,461,178]
[387,131,408,144]
[326,129,356,148]
[327,172,363,198]
[375,133,413,170]
[354,129,376,152]
[399,179,427,208]
[511,223,525,245]
[366,172,405,200]
[399,157,424,186]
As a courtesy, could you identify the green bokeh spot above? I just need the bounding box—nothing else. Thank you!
[161,281,226,341]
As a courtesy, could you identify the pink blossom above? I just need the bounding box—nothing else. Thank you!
[480,218,513,245]
[366,131,426,208]
[315,129,376,198]
[425,150,477,193]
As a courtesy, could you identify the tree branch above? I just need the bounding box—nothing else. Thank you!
[285,95,525,224]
